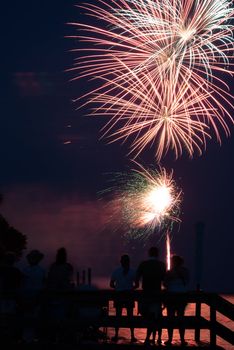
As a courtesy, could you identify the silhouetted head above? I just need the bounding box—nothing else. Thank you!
[27,250,44,265]
[171,255,184,269]
[56,247,67,264]
[148,246,159,258]
[120,254,130,268]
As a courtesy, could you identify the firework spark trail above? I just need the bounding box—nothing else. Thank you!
[70,0,234,80]
[104,163,182,240]
[166,231,171,270]
[70,0,234,90]
[90,62,215,160]
[69,0,234,159]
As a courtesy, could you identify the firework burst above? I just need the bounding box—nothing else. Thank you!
[69,0,234,160]
[90,62,219,160]
[70,0,234,82]
[103,163,182,240]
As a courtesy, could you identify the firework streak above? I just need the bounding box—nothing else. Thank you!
[166,231,171,270]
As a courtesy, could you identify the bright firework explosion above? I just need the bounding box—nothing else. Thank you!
[69,0,234,160]
[103,163,182,240]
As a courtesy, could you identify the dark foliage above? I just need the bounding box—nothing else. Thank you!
[0,199,27,259]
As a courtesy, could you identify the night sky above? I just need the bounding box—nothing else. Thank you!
[1,1,234,292]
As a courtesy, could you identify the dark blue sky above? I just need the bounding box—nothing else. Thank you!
[1,1,234,292]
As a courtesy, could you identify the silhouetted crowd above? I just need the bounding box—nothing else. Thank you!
[0,246,189,346]
[110,247,189,346]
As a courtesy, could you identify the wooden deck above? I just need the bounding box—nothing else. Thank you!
[2,340,226,349]
[0,290,233,349]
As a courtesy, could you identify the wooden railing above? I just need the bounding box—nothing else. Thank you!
[0,290,233,347]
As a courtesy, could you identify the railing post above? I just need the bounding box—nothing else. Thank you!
[195,295,201,343]
[194,221,205,343]
[76,271,80,286]
[88,268,92,285]
[210,296,216,347]
[82,270,86,285]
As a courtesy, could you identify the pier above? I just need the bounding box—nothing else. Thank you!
[0,290,233,349]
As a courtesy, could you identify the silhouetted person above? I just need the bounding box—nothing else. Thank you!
[136,246,166,345]
[164,255,189,346]
[21,250,46,343]
[0,252,23,343]
[47,247,73,290]
[110,254,138,343]
[0,252,22,313]
[45,248,74,343]
[23,250,46,291]
[0,251,22,293]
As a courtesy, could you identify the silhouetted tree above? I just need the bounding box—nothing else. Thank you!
[0,195,27,259]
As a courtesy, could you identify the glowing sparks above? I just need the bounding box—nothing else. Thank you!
[104,163,182,240]
[130,165,181,230]
[70,0,234,160]
[71,0,234,81]
[144,185,172,219]
[179,27,196,43]
[136,176,175,227]
[90,65,214,160]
